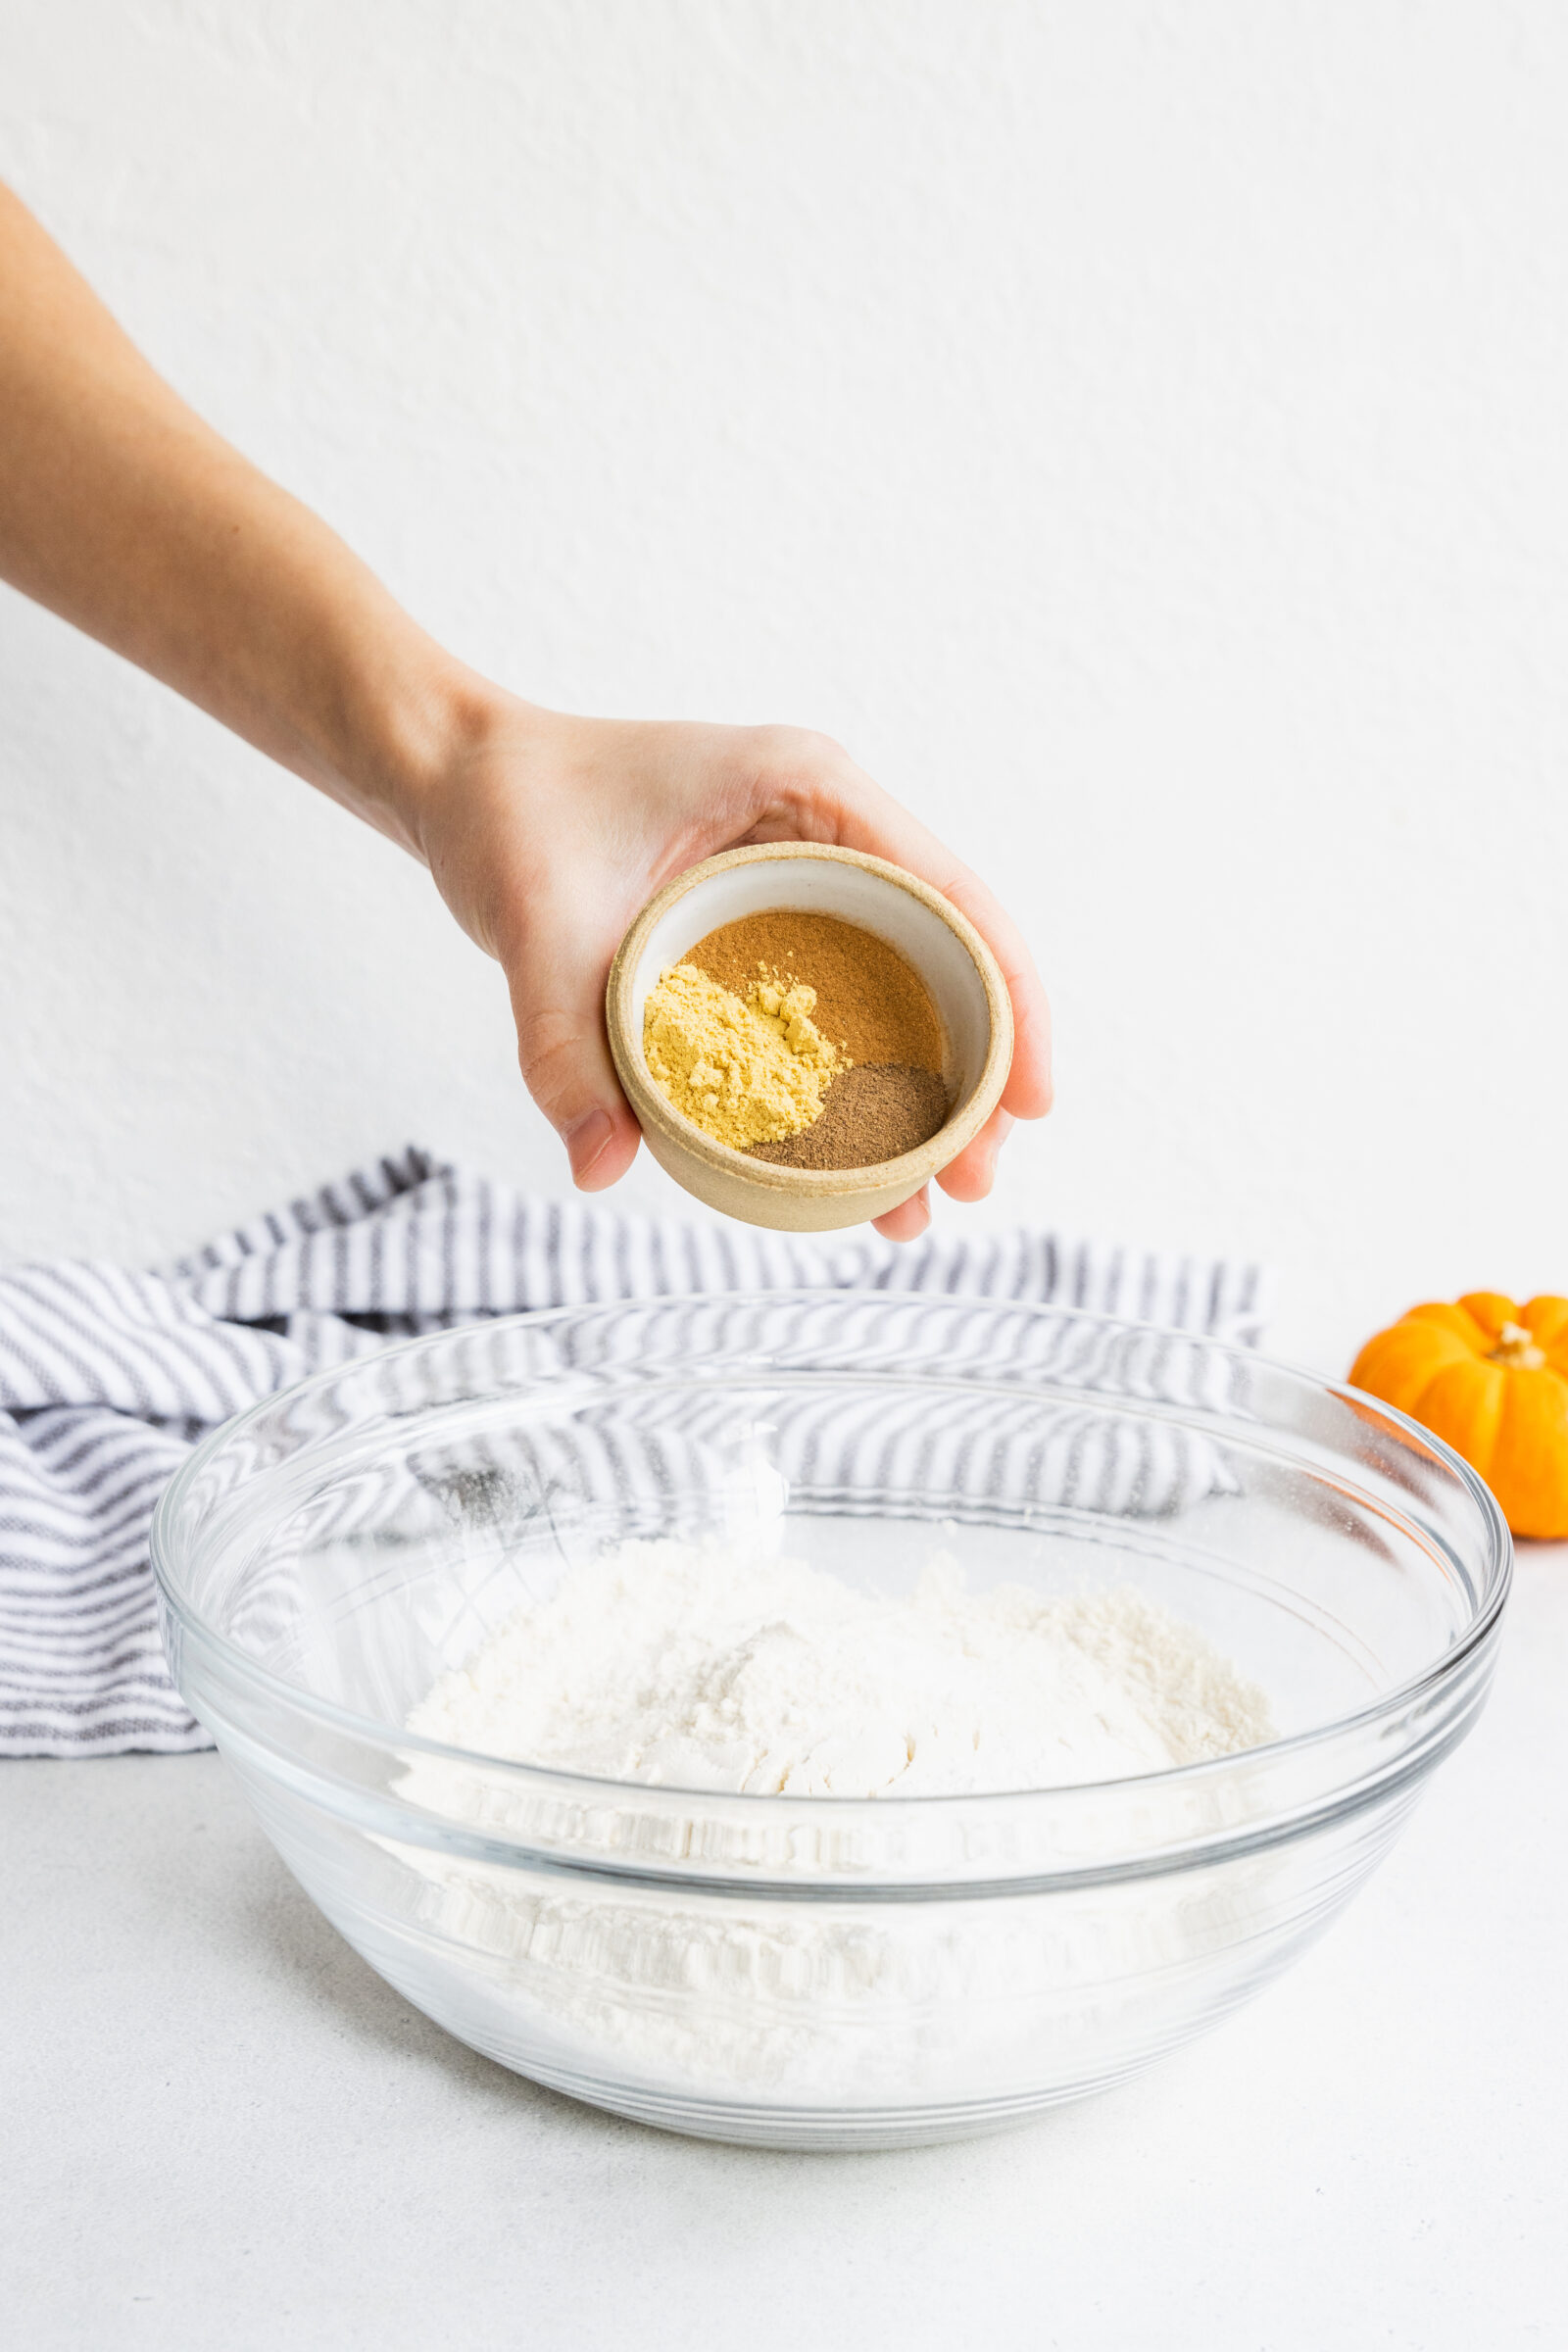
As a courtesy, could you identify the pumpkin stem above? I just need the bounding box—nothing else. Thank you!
[1487,1320,1547,1371]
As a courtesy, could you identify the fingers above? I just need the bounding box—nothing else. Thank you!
[871,1185,931,1243]
[933,871,1053,1122]
[563,1104,639,1191]
[499,901,642,1192]
[934,1106,1013,1204]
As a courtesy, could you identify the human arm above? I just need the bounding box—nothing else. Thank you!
[0,183,1052,1237]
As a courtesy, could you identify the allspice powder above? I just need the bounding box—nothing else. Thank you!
[749,1063,950,1168]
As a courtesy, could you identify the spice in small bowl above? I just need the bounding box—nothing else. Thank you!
[607,845,1012,1233]
[644,908,952,1170]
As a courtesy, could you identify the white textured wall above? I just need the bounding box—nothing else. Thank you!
[1,2,1564,1371]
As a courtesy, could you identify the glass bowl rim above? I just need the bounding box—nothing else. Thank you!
[149,1289,1513,1813]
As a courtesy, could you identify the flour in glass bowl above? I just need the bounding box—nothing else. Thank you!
[398,1539,1277,2105]
[408,1538,1274,1793]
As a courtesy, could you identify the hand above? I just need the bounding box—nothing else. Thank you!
[0,183,1048,1241]
[401,693,1053,1242]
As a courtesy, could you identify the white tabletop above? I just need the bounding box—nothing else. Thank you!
[6,1556,1564,2351]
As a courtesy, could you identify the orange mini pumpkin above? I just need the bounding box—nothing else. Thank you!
[1349,1293,1568,1539]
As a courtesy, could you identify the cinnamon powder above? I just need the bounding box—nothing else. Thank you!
[685,911,945,1074]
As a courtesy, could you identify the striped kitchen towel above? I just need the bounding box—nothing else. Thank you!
[0,1145,1274,1758]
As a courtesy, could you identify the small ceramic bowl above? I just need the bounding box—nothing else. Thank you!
[606,844,1013,1231]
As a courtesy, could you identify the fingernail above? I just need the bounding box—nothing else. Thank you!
[565,1107,614,1185]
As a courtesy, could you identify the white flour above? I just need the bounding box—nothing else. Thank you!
[397,1540,1277,2105]
[409,1538,1273,1795]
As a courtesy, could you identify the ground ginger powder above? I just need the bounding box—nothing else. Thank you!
[643,962,846,1149]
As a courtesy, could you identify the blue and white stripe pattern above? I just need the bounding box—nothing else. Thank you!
[0,1147,1273,1757]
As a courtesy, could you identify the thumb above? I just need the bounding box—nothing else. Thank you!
[501,906,642,1192]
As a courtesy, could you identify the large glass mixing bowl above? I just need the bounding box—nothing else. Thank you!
[151,1293,1509,2149]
